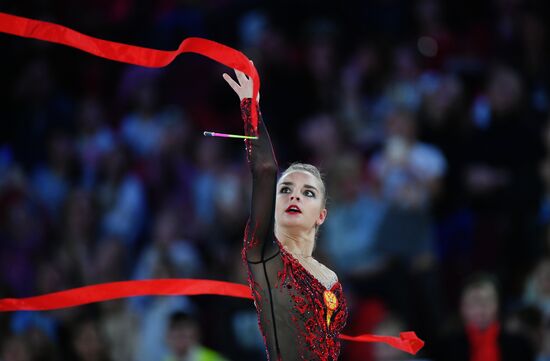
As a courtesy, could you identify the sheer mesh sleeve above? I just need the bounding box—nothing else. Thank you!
[241,98,279,262]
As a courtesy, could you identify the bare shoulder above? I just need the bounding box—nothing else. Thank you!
[326,266,338,282]
[314,258,339,281]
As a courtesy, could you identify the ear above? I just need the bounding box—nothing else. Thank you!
[316,208,328,226]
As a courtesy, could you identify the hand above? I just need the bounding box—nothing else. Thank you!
[222,63,260,102]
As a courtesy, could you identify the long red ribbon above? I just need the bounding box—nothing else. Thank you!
[0,12,259,132]
[0,279,424,355]
[340,332,425,355]
[0,279,253,311]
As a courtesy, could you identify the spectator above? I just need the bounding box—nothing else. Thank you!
[119,70,171,158]
[94,238,137,361]
[506,306,545,361]
[370,107,445,339]
[55,189,98,286]
[0,335,31,361]
[75,97,116,190]
[372,315,412,361]
[0,193,47,297]
[434,273,535,361]
[321,152,387,278]
[164,311,227,361]
[96,142,147,247]
[464,66,542,275]
[30,130,75,222]
[524,257,550,318]
[71,318,111,361]
[134,257,195,361]
[133,206,203,281]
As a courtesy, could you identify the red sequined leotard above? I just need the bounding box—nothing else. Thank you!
[240,98,348,361]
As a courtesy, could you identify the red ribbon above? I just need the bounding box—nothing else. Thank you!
[0,12,259,132]
[340,332,425,355]
[0,279,253,311]
[0,279,424,355]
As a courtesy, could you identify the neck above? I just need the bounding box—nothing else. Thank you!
[275,227,315,257]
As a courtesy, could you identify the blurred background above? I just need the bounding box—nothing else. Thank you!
[1,0,550,360]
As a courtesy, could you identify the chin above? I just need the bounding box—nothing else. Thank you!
[277,219,312,232]
[278,220,303,229]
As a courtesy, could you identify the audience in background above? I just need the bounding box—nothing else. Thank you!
[1,0,550,360]
[434,273,534,361]
[164,311,227,361]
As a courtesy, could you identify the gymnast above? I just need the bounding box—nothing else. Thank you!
[223,68,348,361]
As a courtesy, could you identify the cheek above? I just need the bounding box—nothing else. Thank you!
[305,200,323,217]
[275,196,285,211]
[274,196,286,220]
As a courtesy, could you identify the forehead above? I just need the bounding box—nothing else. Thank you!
[462,284,497,302]
[278,170,321,187]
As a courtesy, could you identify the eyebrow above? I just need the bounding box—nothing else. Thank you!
[279,181,319,192]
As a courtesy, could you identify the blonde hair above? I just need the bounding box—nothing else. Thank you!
[279,162,327,206]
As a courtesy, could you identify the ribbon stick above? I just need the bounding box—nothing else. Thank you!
[0,12,260,132]
[204,131,258,140]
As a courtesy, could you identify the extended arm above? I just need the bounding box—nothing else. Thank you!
[224,68,279,262]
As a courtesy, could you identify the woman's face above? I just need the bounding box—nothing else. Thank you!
[461,283,498,330]
[275,171,327,233]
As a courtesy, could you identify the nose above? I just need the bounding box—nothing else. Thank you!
[290,194,301,201]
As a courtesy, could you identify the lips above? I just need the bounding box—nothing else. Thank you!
[285,205,302,214]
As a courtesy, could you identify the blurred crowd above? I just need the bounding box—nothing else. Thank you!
[1,0,550,360]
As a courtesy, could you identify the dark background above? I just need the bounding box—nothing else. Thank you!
[1,0,550,360]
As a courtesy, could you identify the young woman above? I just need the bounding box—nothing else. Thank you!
[223,69,348,361]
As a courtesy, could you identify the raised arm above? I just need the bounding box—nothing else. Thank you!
[223,68,279,262]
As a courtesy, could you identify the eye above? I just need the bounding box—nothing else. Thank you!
[280,186,291,194]
[304,190,316,198]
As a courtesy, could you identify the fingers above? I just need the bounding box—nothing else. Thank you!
[222,73,241,94]
[234,68,249,84]
[225,64,256,101]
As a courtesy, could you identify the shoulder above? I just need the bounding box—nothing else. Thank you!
[412,142,446,163]
[410,142,447,175]
[330,269,339,283]
[316,259,339,281]
[327,265,338,280]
